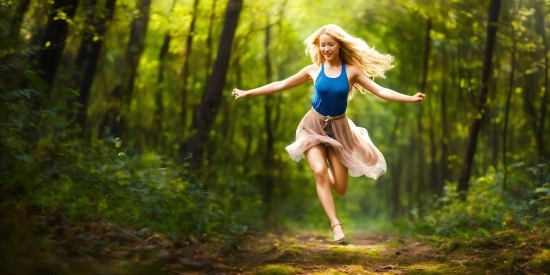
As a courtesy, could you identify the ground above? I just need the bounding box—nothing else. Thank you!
[1,214,549,274]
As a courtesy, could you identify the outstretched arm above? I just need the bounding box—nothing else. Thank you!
[232,65,313,99]
[352,68,425,102]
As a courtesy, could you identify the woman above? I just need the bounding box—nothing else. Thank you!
[232,24,425,242]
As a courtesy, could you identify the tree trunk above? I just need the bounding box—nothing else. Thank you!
[262,23,275,222]
[36,0,80,96]
[502,15,518,190]
[68,0,116,137]
[418,18,439,197]
[458,0,501,195]
[8,0,31,43]
[152,0,177,148]
[180,0,243,168]
[534,2,549,160]
[99,0,151,138]
[180,0,200,134]
[205,0,218,76]
[440,45,450,197]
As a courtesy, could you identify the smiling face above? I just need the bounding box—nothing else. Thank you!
[319,33,341,62]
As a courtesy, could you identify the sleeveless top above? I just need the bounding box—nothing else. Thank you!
[311,63,350,117]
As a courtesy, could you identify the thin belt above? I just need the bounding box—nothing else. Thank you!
[311,108,346,128]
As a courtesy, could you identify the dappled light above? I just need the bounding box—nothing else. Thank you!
[1,0,549,274]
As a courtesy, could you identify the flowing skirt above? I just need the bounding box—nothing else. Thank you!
[285,108,386,179]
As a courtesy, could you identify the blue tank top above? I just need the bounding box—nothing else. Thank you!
[311,63,349,116]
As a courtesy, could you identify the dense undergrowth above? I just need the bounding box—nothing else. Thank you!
[0,55,249,242]
[403,161,550,239]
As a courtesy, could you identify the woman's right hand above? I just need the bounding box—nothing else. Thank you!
[232,88,248,100]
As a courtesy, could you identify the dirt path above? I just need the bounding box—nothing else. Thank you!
[4,214,548,274]
[208,230,548,275]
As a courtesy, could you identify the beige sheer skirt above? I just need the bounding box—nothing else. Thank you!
[285,108,386,179]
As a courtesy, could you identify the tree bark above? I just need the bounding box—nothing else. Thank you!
[152,0,177,148]
[534,2,549,160]
[8,0,31,43]
[262,23,275,221]
[458,0,501,195]
[36,0,80,96]
[502,0,520,189]
[99,0,152,138]
[180,0,243,168]
[180,0,200,133]
[68,0,116,136]
[440,45,450,197]
[205,0,218,76]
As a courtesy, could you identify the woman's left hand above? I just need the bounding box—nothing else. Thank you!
[410,93,426,102]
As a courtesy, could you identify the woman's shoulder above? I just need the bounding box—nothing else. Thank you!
[298,64,321,75]
[344,64,361,76]
[303,63,321,71]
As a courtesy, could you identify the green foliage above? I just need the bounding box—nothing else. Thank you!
[0,62,246,243]
[404,163,550,239]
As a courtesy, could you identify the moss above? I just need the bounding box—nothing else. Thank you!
[382,239,402,248]
[309,245,383,265]
[310,269,347,275]
[529,249,550,271]
[403,261,470,275]
[256,264,299,275]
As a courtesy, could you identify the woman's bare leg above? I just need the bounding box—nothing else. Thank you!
[326,146,349,196]
[305,144,345,241]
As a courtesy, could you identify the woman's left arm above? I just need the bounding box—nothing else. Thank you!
[352,67,425,102]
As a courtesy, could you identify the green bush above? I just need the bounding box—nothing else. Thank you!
[405,164,550,239]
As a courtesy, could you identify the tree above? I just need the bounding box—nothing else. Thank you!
[181,0,243,169]
[458,0,502,195]
[36,0,80,97]
[8,0,31,44]
[99,0,152,138]
[68,0,117,136]
[152,0,178,148]
[180,0,201,133]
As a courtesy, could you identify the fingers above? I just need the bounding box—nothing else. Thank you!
[231,88,239,100]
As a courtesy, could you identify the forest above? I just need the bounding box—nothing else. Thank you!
[0,0,549,274]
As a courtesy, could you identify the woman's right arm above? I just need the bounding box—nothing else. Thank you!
[232,65,314,99]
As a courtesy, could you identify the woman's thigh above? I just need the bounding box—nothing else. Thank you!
[327,146,348,195]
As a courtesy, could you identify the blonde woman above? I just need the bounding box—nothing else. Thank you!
[232,24,425,242]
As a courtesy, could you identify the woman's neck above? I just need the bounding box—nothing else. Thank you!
[324,58,342,67]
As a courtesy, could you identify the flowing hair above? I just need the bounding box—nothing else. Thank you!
[304,24,394,98]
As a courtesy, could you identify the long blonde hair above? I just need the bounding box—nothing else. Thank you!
[304,24,394,98]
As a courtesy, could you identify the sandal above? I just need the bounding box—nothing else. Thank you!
[330,223,345,242]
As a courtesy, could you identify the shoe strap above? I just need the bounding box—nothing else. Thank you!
[330,223,344,231]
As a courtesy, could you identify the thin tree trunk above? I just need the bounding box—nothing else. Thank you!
[153,0,177,149]
[458,0,502,195]
[181,0,200,133]
[181,0,243,168]
[8,0,30,43]
[68,0,116,137]
[36,0,80,97]
[99,0,151,138]
[440,45,450,197]
[534,2,549,160]
[418,18,438,196]
[262,22,275,222]
[502,0,522,189]
[205,0,218,76]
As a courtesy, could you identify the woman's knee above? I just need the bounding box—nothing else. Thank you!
[310,164,328,182]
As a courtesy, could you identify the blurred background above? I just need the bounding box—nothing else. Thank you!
[1,0,548,241]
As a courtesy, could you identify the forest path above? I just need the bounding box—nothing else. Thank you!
[209,229,546,275]
[6,214,546,274]
[215,230,445,274]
